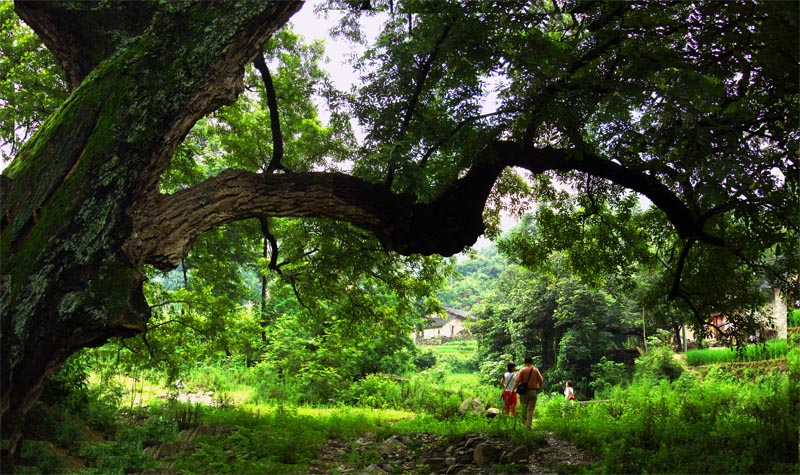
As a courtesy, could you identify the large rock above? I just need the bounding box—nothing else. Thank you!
[379,434,408,453]
[458,397,483,416]
[473,442,504,466]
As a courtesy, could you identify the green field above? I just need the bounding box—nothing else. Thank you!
[686,339,790,366]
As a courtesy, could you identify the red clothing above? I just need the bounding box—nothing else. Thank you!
[502,391,517,414]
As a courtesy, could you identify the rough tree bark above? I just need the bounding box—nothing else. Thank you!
[0,0,724,457]
[0,0,302,456]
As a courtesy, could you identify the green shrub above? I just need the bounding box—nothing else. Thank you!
[183,359,249,393]
[169,406,326,474]
[589,357,629,398]
[634,346,683,382]
[414,349,437,370]
[80,409,174,474]
[478,353,515,387]
[788,329,800,348]
[247,363,308,406]
[439,352,479,373]
[18,441,65,474]
[339,374,404,409]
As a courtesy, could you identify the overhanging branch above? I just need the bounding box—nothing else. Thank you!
[125,140,724,270]
[497,142,725,246]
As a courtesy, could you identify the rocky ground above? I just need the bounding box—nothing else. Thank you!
[140,393,598,474]
[303,430,597,474]
[145,423,597,475]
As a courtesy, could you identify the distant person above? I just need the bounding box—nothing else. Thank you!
[564,380,575,402]
[512,356,544,428]
[499,362,518,416]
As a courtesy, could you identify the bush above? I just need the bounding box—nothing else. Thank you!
[478,353,515,387]
[414,349,437,370]
[634,346,683,382]
[589,357,629,398]
[183,360,249,393]
[247,363,312,406]
[439,353,479,373]
[339,374,404,409]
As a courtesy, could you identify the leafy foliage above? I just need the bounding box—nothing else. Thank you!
[471,236,642,396]
[0,2,68,162]
[438,245,505,312]
[3,2,798,468]
[789,309,800,328]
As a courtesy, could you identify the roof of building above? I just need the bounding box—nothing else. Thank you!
[422,307,473,329]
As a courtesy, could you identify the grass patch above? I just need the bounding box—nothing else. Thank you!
[420,339,478,356]
[686,339,789,366]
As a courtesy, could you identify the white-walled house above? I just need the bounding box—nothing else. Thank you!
[413,308,473,342]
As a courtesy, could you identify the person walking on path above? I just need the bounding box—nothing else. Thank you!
[513,356,544,428]
[499,362,518,416]
[564,380,575,402]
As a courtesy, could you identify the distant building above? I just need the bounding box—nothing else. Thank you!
[683,287,789,347]
[413,307,474,342]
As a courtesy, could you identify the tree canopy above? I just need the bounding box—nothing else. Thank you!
[1,0,798,456]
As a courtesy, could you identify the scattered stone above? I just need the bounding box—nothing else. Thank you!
[500,445,529,464]
[382,434,407,449]
[463,436,485,448]
[146,420,595,475]
[362,463,388,474]
[445,463,468,474]
[177,428,193,442]
[473,441,504,466]
[458,397,484,416]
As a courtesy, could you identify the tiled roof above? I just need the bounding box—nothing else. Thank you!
[422,307,473,329]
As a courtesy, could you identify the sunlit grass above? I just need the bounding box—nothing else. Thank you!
[420,339,478,356]
[686,339,789,366]
[238,401,415,423]
[444,372,479,386]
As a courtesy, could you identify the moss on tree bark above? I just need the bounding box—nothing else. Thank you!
[1,0,302,457]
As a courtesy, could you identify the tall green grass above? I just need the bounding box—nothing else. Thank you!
[538,348,800,474]
[686,339,789,366]
[26,340,798,474]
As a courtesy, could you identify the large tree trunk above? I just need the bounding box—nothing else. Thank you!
[0,0,302,456]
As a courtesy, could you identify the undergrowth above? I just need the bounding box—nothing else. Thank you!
[538,347,800,474]
[9,341,798,474]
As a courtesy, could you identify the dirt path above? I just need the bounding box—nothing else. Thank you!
[304,430,597,474]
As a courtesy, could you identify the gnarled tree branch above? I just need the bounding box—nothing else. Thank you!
[125,140,723,272]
